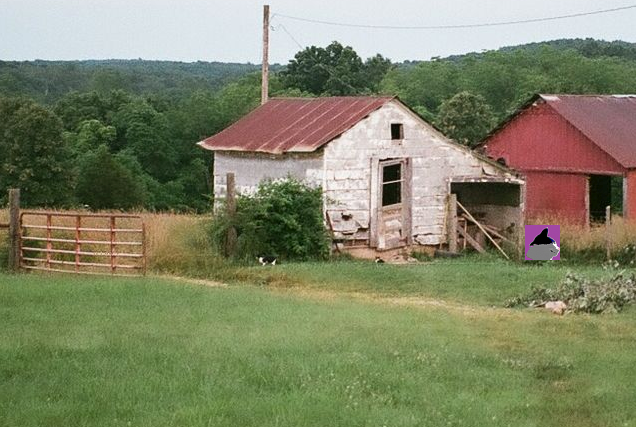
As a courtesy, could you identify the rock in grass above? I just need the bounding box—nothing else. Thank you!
[544,301,567,315]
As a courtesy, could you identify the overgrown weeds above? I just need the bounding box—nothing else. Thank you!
[505,270,636,314]
[211,178,330,262]
[143,212,225,275]
[529,215,636,264]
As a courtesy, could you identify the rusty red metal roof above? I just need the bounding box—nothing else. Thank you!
[541,94,636,168]
[197,96,394,154]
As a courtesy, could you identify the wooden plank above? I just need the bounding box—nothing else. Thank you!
[447,194,458,253]
[457,201,510,260]
[606,205,611,261]
[457,227,486,254]
[481,224,512,243]
[8,189,20,272]
[369,157,379,248]
[225,172,237,257]
[404,158,413,245]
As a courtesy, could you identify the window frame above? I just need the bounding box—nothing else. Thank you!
[380,159,405,208]
[390,123,404,140]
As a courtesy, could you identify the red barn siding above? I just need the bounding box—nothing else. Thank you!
[524,171,588,224]
[625,171,636,220]
[484,100,631,222]
[485,102,624,174]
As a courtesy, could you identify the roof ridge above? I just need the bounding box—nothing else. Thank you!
[269,95,395,101]
[540,93,636,98]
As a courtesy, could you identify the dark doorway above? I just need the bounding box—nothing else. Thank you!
[589,175,611,221]
[611,176,624,215]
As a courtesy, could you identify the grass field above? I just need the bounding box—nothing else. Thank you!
[1,268,635,427]
[216,257,615,306]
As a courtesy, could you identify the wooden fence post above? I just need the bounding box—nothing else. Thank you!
[225,173,238,257]
[605,205,611,261]
[8,189,20,272]
[447,194,458,253]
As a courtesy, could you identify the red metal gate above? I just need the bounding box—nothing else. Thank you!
[20,211,146,276]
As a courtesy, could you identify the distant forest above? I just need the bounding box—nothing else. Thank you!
[2,38,636,211]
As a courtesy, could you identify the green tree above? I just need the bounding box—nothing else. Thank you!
[65,119,117,155]
[380,60,459,113]
[0,97,73,206]
[435,91,495,147]
[75,145,146,209]
[111,99,177,181]
[215,73,261,126]
[360,54,393,92]
[53,91,109,131]
[280,42,391,96]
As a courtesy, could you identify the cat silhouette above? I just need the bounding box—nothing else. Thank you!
[526,228,560,260]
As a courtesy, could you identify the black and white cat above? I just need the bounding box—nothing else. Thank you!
[526,228,560,260]
[257,255,278,266]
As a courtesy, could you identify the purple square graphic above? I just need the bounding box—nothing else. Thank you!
[525,225,560,260]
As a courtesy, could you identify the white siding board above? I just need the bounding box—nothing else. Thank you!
[213,152,323,205]
[324,100,515,246]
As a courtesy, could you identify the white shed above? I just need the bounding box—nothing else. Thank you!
[199,96,524,255]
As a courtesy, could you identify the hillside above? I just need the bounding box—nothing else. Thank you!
[0,59,282,103]
[3,38,636,211]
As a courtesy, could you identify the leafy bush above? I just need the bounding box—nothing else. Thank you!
[212,178,330,261]
[505,271,636,314]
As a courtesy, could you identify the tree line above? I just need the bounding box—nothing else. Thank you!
[2,38,636,210]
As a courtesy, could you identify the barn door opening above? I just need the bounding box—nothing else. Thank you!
[374,158,411,250]
[588,175,623,222]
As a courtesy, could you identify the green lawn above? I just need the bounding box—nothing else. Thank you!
[218,256,611,306]
[1,269,635,427]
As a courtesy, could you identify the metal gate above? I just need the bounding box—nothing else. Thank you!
[20,211,146,276]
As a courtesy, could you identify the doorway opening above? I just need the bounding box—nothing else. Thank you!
[589,175,622,222]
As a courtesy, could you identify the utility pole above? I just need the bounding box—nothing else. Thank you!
[261,4,270,105]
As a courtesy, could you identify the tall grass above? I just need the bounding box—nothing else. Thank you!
[529,215,636,264]
[141,212,225,275]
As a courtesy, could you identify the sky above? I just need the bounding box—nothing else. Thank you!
[2,0,636,64]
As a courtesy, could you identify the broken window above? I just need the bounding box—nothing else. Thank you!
[382,162,403,206]
[391,123,403,140]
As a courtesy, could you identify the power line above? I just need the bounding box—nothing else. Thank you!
[272,4,636,30]
[271,23,304,49]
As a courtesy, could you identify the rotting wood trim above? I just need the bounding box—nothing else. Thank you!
[482,224,513,243]
[369,156,380,248]
[447,194,458,253]
[404,158,413,245]
[457,227,486,254]
[215,148,324,160]
[457,201,510,260]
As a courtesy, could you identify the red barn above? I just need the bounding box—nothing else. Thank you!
[482,94,636,224]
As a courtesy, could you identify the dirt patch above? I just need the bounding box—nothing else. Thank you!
[158,274,517,318]
[154,275,228,288]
